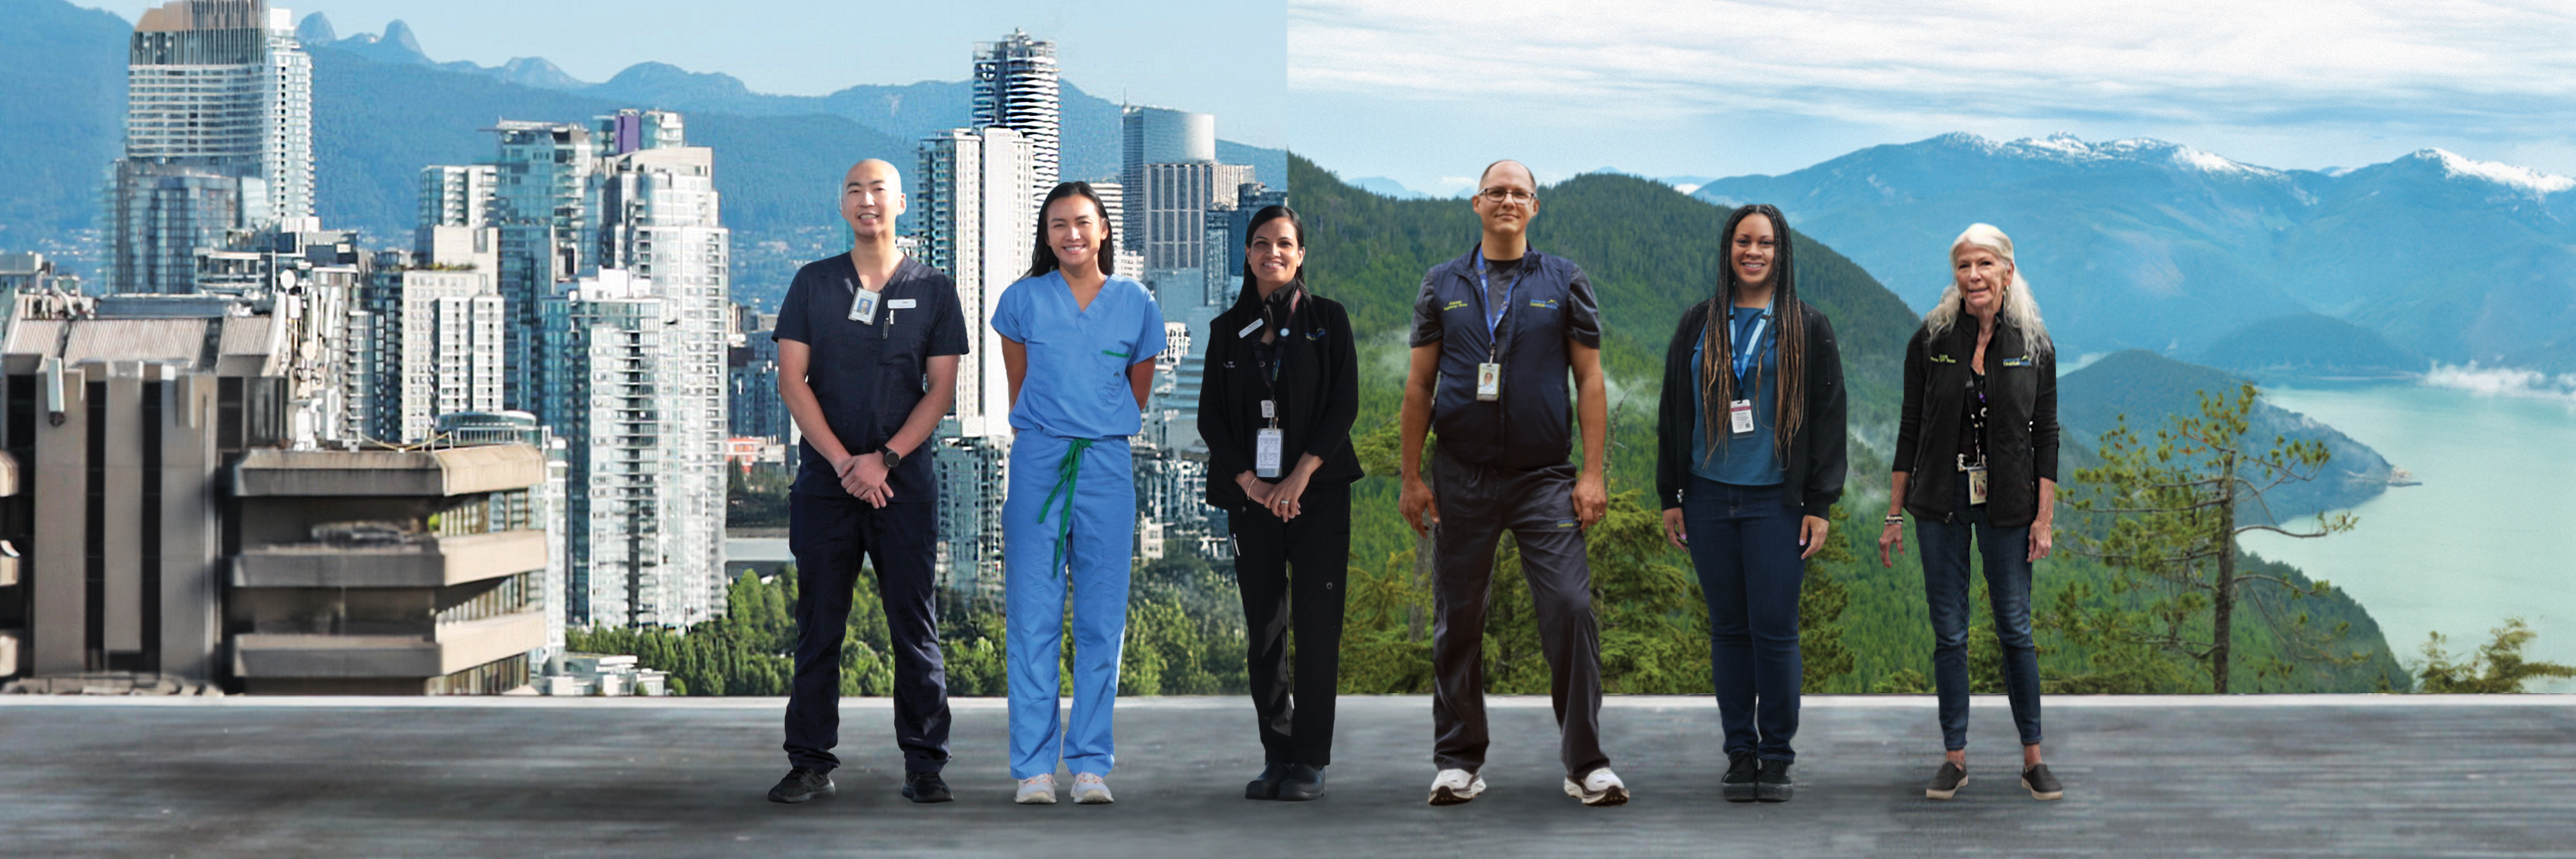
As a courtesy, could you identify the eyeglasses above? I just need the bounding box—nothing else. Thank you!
[1479,187,1536,203]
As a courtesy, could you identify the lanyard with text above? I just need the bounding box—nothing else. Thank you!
[1472,248,1527,402]
[1727,307,1771,436]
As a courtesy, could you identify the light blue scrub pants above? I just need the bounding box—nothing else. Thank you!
[1004,431,1136,779]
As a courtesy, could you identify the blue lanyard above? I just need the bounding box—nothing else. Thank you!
[1730,307,1771,390]
[1472,248,1525,351]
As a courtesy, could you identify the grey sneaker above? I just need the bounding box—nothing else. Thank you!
[1428,768,1485,806]
[1071,772,1115,805]
[1925,762,1968,800]
[767,767,835,804]
[1561,767,1629,807]
[2021,764,2063,801]
[1014,774,1057,805]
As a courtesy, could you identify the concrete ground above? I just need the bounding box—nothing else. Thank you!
[3,695,2572,858]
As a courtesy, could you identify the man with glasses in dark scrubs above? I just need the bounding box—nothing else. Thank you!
[767,158,969,805]
[1398,159,1623,807]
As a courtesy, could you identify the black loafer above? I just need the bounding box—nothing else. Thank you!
[1246,764,1287,800]
[902,770,953,803]
[1277,764,1327,802]
[1721,752,1760,803]
[2021,764,2063,801]
[768,767,835,804]
[1755,759,1795,803]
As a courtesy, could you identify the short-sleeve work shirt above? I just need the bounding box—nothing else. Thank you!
[773,254,969,500]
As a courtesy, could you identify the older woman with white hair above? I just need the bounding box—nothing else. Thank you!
[1878,223,2063,803]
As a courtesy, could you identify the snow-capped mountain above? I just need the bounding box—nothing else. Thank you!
[1693,134,2576,369]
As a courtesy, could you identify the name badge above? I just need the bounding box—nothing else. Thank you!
[1238,319,1264,338]
[848,288,879,323]
[1255,428,1284,478]
[888,299,918,310]
[1474,362,1502,401]
[1729,399,1756,435]
[1966,464,1990,505]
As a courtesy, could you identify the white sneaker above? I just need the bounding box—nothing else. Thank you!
[1071,772,1115,805]
[1428,768,1485,806]
[1563,767,1629,807]
[1014,774,1057,805]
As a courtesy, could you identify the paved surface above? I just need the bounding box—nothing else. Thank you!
[3,695,2573,858]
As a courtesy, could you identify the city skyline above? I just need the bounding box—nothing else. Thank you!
[1291,0,2576,195]
[92,0,1291,148]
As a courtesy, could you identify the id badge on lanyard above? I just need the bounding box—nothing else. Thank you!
[847,282,879,324]
[1474,250,1519,402]
[1960,454,1989,505]
[1256,399,1283,477]
[1728,310,1770,436]
[1729,399,1756,434]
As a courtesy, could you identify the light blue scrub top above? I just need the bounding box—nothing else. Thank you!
[992,271,1165,439]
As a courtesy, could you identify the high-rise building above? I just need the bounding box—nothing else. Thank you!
[108,0,313,295]
[417,164,498,248]
[486,121,597,412]
[916,126,1036,597]
[362,227,506,443]
[1119,106,1216,244]
[972,30,1060,203]
[1090,181,1146,279]
[539,270,704,628]
[1137,162,1256,274]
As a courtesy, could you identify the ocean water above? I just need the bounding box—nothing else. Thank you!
[2240,384,2576,692]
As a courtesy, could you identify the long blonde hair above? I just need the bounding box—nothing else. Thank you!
[1924,223,2050,352]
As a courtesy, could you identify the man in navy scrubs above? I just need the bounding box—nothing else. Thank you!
[1399,159,1623,807]
[767,158,971,805]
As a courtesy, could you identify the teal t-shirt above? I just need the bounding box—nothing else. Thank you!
[1689,304,1784,486]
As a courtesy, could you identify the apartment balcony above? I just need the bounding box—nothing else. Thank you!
[231,610,544,680]
[231,529,546,589]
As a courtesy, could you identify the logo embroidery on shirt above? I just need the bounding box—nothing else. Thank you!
[1554,519,1578,529]
[2000,356,2033,367]
[1443,299,1470,311]
[1306,329,1325,340]
[1528,299,1558,309]
[1929,354,1958,364]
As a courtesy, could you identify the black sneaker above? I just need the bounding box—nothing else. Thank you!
[1925,761,1968,801]
[902,770,953,803]
[2020,764,2063,801]
[768,767,835,804]
[1755,759,1795,803]
[1246,764,1287,800]
[1721,752,1760,803]
[1277,764,1328,802]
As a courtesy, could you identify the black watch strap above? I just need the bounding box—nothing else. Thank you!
[880,446,903,468]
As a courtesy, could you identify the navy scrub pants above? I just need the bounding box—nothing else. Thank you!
[1682,476,1806,763]
[783,492,952,775]
[1428,451,1609,780]
[1230,481,1352,768]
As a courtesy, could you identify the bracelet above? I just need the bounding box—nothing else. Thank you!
[1882,514,1904,525]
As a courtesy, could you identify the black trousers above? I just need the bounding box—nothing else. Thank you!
[1429,451,1609,779]
[1229,481,1352,767]
[783,493,950,774]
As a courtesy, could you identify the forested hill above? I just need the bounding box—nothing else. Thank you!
[1291,154,1923,456]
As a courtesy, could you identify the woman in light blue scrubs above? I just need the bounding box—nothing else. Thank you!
[994,181,1164,806]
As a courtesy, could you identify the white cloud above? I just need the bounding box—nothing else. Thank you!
[1290,0,2576,179]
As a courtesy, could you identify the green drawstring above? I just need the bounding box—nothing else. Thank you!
[1036,437,1094,578]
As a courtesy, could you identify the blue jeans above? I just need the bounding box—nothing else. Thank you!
[1682,476,1803,763]
[1915,480,2043,751]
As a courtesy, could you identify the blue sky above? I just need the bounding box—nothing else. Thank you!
[1290,0,2576,194]
[107,0,1288,148]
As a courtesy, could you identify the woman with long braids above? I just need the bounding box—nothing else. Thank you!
[994,181,1165,806]
[1654,203,1847,804]
[1197,205,1362,802]
[1878,223,2063,803]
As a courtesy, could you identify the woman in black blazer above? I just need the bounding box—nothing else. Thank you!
[1197,205,1362,803]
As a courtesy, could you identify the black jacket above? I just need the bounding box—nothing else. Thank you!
[1655,299,1847,519]
[1407,248,1604,470]
[1197,288,1364,511]
[1891,317,2059,527]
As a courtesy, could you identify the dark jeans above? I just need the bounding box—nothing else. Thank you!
[1916,480,2043,751]
[1229,481,1352,767]
[1682,476,1805,763]
[1429,451,1608,780]
[784,493,951,774]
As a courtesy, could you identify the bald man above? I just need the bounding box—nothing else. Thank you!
[769,160,969,805]
[1399,160,1623,807]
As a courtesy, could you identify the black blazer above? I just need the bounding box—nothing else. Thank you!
[1891,318,2059,527]
[1655,299,1848,519]
[1197,289,1364,511]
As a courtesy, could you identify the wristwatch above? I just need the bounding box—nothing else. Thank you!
[880,446,904,469]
